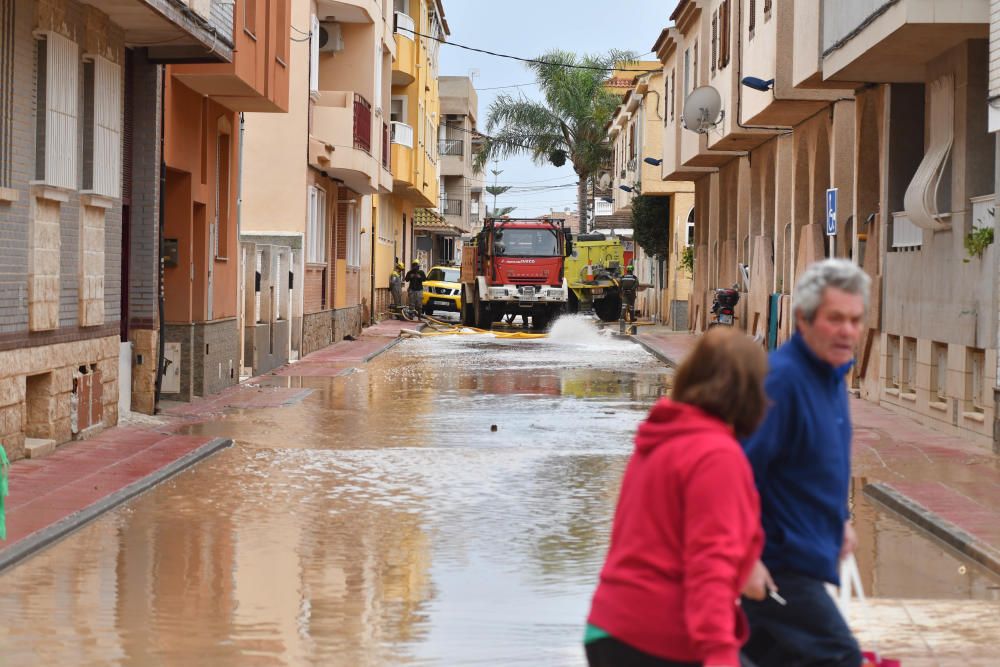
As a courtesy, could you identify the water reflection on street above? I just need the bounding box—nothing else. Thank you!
[0,317,996,666]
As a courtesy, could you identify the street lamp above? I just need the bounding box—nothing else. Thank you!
[601,196,613,203]
[618,185,634,193]
[741,76,775,92]
[643,157,662,166]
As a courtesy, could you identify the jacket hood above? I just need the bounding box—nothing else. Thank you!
[635,399,732,454]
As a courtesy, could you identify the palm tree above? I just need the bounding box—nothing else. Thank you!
[475,49,634,235]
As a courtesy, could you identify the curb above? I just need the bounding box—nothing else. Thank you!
[0,437,233,573]
[629,335,681,368]
[864,482,1000,577]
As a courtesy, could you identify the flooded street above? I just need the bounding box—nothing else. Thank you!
[0,317,996,665]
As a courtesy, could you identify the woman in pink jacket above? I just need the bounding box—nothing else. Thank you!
[586,328,772,667]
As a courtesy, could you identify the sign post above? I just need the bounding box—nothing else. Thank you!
[826,187,838,258]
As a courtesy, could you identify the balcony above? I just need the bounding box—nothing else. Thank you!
[821,0,988,83]
[382,122,391,170]
[391,121,413,148]
[392,12,417,85]
[353,93,372,152]
[441,198,463,217]
[308,91,379,193]
[439,139,463,156]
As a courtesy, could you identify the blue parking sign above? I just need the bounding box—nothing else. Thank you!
[826,188,837,236]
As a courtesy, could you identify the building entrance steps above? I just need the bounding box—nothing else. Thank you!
[0,318,423,572]
[632,329,1000,577]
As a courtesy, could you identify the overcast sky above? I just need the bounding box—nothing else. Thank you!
[439,0,680,217]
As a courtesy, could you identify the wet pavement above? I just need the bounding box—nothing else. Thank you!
[0,318,997,665]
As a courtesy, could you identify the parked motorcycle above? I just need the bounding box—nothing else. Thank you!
[709,287,740,327]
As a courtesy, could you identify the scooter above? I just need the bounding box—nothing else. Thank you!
[709,287,740,327]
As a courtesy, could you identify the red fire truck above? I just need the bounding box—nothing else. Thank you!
[460,218,572,330]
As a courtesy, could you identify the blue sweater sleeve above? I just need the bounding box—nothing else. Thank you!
[742,373,797,487]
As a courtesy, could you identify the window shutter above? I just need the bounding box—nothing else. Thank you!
[711,12,718,73]
[93,56,121,198]
[43,32,79,189]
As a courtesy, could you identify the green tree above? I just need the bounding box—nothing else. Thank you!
[631,193,670,258]
[475,50,634,234]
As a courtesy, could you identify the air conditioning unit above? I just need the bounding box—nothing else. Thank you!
[318,21,344,53]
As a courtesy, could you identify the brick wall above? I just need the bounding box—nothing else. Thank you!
[1,0,123,343]
[304,264,325,313]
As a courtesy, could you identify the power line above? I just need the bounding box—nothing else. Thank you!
[397,27,661,73]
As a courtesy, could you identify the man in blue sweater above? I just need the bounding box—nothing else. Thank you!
[741,259,870,667]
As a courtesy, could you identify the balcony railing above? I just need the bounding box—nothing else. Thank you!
[439,139,463,156]
[441,198,463,216]
[382,122,390,169]
[391,121,414,148]
[891,211,922,250]
[394,11,415,39]
[353,93,372,153]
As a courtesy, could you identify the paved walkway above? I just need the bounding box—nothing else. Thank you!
[0,318,421,571]
[633,329,1000,577]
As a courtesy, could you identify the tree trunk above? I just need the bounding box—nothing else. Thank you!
[576,177,589,235]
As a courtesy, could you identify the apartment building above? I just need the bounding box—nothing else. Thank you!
[438,75,485,260]
[0,0,279,459]
[241,0,394,365]
[607,65,695,328]
[376,0,448,315]
[656,0,999,451]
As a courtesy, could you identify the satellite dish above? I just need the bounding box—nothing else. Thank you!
[682,85,724,134]
[597,172,612,190]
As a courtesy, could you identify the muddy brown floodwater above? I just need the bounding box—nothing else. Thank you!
[0,317,995,666]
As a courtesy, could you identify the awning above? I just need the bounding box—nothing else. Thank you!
[414,209,464,237]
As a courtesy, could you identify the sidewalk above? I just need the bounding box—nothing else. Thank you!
[633,329,1000,578]
[0,318,421,572]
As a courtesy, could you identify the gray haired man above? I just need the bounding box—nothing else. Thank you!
[740,259,871,667]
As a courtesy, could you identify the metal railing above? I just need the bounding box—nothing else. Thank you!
[382,122,390,169]
[390,121,413,148]
[441,198,463,216]
[353,93,371,153]
[439,138,463,156]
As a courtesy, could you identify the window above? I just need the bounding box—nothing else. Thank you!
[718,2,730,69]
[683,49,690,96]
[347,205,360,267]
[885,335,900,391]
[393,0,408,13]
[307,185,327,263]
[749,0,756,35]
[428,267,460,283]
[82,56,122,198]
[711,11,717,74]
[378,201,392,242]
[309,14,319,94]
[686,208,695,246]
[35,32,78,189]
[493,228,559,257]
[692,41,698,88]
[374,44,382,109]
[931,342,948,404]
[214,131,231,259]
[669,71,675,121]
[763,0,772,15]
[901,337,917,396]
[967,348,986,415]
[390,96,407,123]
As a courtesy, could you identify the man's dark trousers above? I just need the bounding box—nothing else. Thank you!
[741,570,862,667]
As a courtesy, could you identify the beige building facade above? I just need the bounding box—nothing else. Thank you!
[657,0,999,451]
[438,75,485,262]
[607,67,695,328]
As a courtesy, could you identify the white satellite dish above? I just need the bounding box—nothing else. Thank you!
[682,85,724,134]
[597,172,612,190]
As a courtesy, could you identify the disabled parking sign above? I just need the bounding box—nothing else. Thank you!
[826,188,837,236]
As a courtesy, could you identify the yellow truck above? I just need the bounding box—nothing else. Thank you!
[565,233,629,322]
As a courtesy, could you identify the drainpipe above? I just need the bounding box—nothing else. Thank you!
[370,205,376,324]
[154,65,167,411]
[238,112,246,367]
